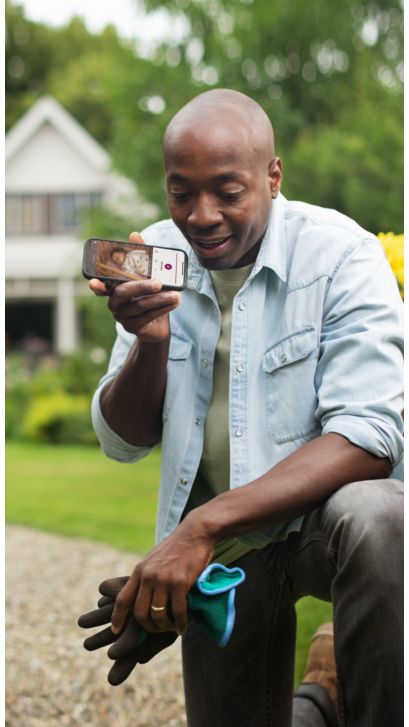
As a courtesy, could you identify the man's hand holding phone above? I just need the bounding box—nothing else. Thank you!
[88,232,181,344]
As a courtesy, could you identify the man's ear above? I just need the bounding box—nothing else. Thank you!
[268,157,282,198]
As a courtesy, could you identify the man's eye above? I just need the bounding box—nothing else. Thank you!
[170,191,190,200]
[220,191,242,202]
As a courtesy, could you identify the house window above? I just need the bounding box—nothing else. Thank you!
[6,195,47,234]
[54,192,103,231]
[56,194,78,230]
[6,192,103,235]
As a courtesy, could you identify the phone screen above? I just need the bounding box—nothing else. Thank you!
[83,238,187,289]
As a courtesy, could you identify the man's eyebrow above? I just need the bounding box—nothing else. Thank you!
[213,172,244,182]
[167,171,245,183]
[167,172,187,183]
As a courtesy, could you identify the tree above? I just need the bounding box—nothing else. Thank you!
[6,2,198,218]
[6,0,403,231]
[140,0,403,230]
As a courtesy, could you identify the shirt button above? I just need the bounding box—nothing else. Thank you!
[236,363,244,373]
[194,417,201,425]
[235,428,243,437]
[201,359,208,368]
[179,478,188,486]
[280,352,288,363]
[238,302,246,311]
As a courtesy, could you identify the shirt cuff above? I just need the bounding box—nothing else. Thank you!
[322,414,404,469]
[91,385,153,463]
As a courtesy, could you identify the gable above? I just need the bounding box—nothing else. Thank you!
[6,121,108,193]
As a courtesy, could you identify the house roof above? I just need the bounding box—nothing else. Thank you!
[5,96,111,171]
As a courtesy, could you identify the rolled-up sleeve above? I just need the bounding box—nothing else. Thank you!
[91,323,153,463]
[316,238,404,467]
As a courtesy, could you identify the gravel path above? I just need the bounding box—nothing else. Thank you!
[6,525,187,727]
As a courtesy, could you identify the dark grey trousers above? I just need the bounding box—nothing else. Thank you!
[182,479,403,727]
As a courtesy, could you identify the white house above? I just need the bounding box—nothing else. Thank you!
[5,96,156,354]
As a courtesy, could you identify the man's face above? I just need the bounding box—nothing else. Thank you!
[164,123,281,270]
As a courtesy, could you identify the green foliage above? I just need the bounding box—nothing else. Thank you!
[56,350,110,395]
[24,391,97,445]
[5,355,32,439]
[142,0,403,229]
[82,205,142,244]
[105,55,196,215]
[6,0,55,128]
[283,84,403,232]
[6,2,127,135]
[5,350,109,443]
[77,288,118,356]
[6,0,403,234]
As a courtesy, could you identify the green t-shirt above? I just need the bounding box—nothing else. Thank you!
[184,264,260,566]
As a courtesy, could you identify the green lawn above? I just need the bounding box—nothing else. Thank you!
[6,441,332,684]
[6,441,162,553]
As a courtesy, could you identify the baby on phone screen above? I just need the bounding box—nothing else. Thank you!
[109,247,150,280]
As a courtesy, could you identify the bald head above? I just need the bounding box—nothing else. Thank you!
[163,89,275,166]
[162,89,282,270]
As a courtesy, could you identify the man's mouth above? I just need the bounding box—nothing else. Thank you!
[193,234,232,251]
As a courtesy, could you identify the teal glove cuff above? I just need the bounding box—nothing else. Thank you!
[187,562,246,647]
[135,563,246,649]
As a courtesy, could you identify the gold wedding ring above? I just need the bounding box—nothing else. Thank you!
[150,604,167,612]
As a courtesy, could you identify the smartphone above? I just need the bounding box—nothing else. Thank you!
[82,238,188,290]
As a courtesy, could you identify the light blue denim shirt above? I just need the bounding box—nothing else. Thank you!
[92,194,404,545]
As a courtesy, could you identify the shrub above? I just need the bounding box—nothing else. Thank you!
[5,354,34,439]
[5,349,109,442]
[24,391,97,445]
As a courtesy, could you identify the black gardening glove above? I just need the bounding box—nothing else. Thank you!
[78,576,178,685]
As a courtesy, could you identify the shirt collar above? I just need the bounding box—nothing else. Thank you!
[254,192,287,282]
[186,192,287,292]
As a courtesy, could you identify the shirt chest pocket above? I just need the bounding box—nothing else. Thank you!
[163,333,192,420]
[262,325,321,444]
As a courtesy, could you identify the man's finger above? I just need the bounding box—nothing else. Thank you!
[111,574,140,634]
[109,298,179,329]
[111,277,162,297]
[128,231,145,244]
[89,278,111,296]
[83,626,117,652]
[78,603,114,628]
[171,590,189,636]
[148,587,174,632]
[118,302,179,332]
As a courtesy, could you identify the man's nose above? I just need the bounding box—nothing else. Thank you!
[188,194,223,228]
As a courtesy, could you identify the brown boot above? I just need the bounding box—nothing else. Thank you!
[295,623,338,727]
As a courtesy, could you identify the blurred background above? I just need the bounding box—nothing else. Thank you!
[5,0,404,714]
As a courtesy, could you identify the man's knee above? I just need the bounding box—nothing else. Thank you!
[321,478,403,575]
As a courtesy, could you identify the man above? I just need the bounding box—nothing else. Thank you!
[89,89,403,726]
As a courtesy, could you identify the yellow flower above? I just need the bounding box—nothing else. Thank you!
[377,232,404,299]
